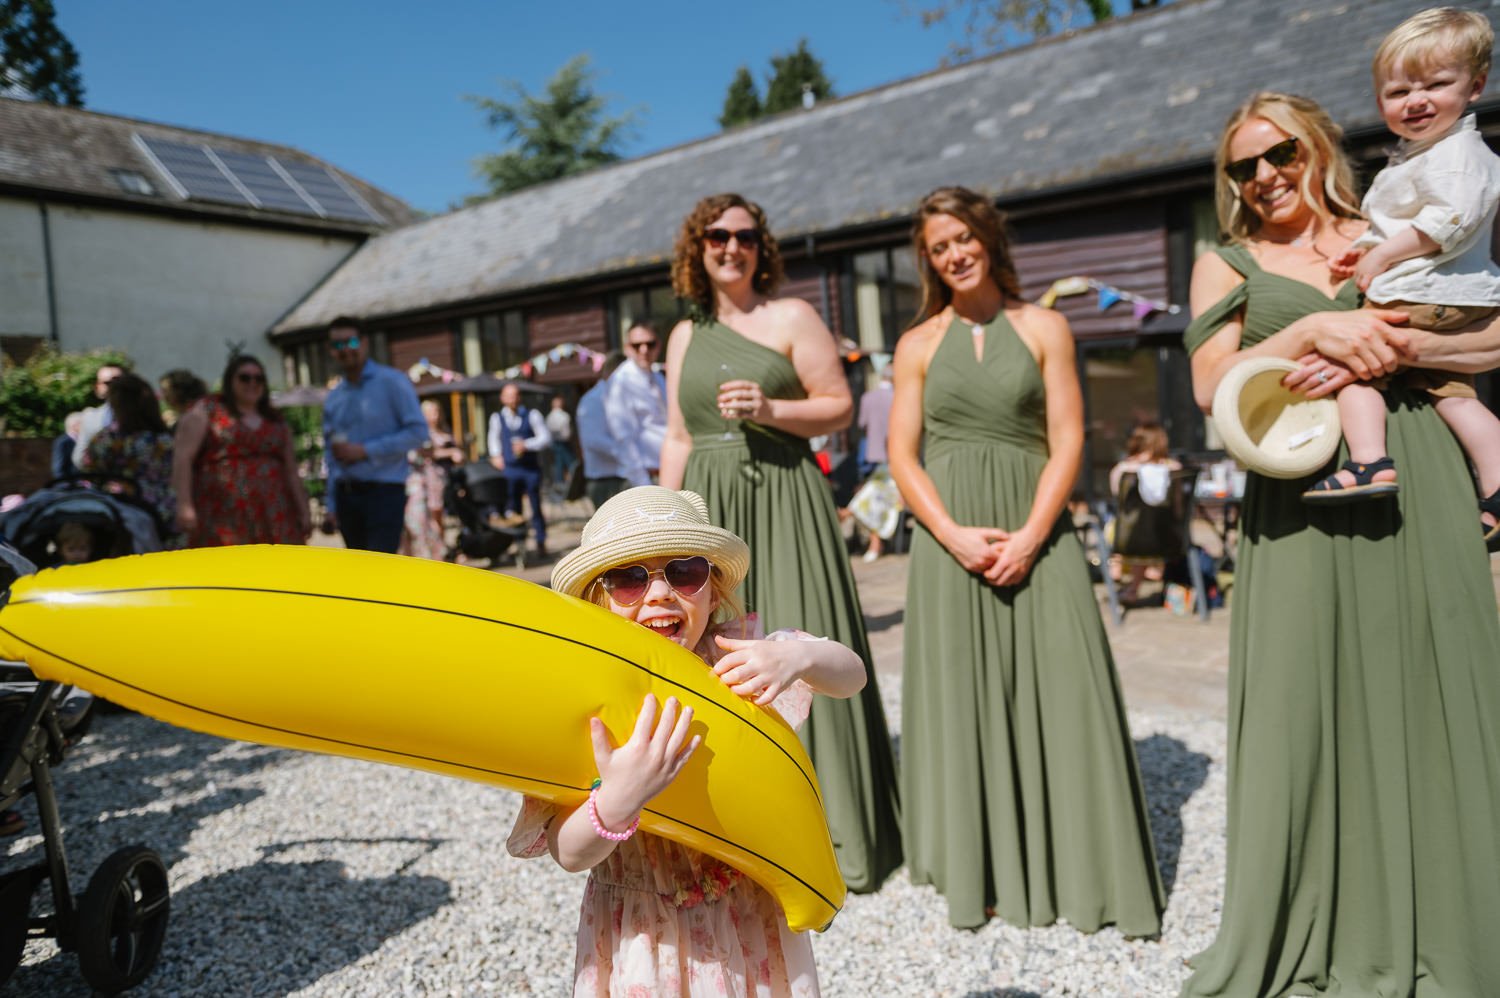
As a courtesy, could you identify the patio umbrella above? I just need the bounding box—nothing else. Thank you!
[271,384,328,408]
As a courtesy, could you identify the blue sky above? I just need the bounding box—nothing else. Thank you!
[56,0,990,215]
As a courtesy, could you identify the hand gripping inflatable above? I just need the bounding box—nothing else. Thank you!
[0,546,844,932]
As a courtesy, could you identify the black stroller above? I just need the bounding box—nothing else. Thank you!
[0,476,166,570]
[0,487,172,992]
[443,462,528,568]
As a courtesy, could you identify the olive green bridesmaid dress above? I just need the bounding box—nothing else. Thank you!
[901,312,1164,933]
[679,319,903,893]
[1181,245,1500,997]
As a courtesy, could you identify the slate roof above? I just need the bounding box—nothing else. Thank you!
[0,97,416,233]
[272,0,1495,334]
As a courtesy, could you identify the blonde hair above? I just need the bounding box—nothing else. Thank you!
[1374,7,1493,83]
[584,562,745,629]
[1213,92,1363,243]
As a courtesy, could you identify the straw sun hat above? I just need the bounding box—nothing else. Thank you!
[550,487,751,600]
[1211,356,1341,479]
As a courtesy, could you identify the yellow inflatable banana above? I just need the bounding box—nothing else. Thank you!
[0,546,843,932]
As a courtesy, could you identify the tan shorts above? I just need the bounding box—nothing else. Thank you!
[1369,300,1497,399]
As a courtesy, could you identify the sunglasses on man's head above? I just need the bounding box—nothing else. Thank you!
[704,228,760,249]
[1224,136,1300,184]
[330,335,361,351]
[598,556,713,606]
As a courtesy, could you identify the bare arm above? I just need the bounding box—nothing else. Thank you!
[1188,252,1411,411]
[1405,310,1500,374]
[886,317,1006,574]
[546,694,699,872]
[171,404,209,533]
[657,320,695,490]
[985,308,1082,587]
[710,632,866,704]
[731,299,853,438]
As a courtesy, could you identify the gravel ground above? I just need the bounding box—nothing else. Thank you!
[6,668,1226,997]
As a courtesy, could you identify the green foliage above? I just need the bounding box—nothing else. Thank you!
[0,0,84,106]
[719,66,762,129]
[763,40,835,115]
[903,0,1158,60]
[467,54,639,197]
[0,345,131,438]
[281,404,326,500]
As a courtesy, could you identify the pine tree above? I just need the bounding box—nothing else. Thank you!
[718,66,762,129]
[0,0,84,107]
[763,40,835,115]
[467,55,638,197]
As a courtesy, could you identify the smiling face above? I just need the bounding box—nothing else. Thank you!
[700,206,760,290]
[1377,57,1484,142]
[598,555,718,651]
[229,361,267,413]
[1226,117,1315,231]
[922,212,991,296]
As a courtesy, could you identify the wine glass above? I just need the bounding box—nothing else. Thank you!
[717,363,737,440]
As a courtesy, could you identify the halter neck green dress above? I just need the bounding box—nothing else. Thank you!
[678,319,902,894]
[901,312,1164,933]
[1180,245,1500,997]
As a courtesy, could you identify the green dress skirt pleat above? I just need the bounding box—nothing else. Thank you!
[1180,246,1500,997]
[902,314,1164,933]
[679,319,902,893]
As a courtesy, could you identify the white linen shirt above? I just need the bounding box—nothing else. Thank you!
[1353,114,1500,307]
[604,361,668,487]
[487,406,551,460]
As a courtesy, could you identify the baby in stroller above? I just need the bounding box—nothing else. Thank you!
[1,475,166,570]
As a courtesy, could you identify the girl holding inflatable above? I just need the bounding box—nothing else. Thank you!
[508,486,864,997]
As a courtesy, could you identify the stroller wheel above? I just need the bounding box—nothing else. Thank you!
[76,845,170,994]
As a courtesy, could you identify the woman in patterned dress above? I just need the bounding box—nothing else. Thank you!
[172,353,310,547]
[80,372,180,546]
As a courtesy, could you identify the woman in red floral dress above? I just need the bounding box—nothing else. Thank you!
[172,354,310,547]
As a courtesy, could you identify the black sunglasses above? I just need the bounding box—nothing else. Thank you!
[1224,137,1300,183]
[627,339,658,351]
[235,371,266,385]
[704,227,760,249]
[599,557,713,606]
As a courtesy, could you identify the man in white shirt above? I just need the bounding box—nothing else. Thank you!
[487,382,552,555]
[604,321,669,487]
[544,394,576,497]
[72,363,125,468]
[575,351,630,508]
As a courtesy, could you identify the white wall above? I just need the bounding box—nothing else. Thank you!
[1,197,358,384]
[0,197,53,338]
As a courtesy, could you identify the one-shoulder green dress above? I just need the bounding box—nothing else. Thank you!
[902,313,1164,933]
[1181,246,1500,997]
[679,319,903,893]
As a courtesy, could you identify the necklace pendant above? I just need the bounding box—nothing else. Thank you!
[971,323,985,336]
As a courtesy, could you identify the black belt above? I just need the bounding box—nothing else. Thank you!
[336,479,404,494]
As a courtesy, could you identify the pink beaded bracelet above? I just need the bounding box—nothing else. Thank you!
[587,780,640,842]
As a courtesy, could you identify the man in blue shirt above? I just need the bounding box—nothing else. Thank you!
[321,316,428,553]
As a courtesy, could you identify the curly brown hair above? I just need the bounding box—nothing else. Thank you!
[670,193,784,318]
[910,186,1023,326]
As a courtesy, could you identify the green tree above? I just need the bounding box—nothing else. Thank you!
[719,65,762,129]
[0,0,83,106]
[467,54,638,197]
[763,40,835,115]
[0,346,130,438]
[903,0,1161,60]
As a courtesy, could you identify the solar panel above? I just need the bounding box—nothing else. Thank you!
[136,136,251,207]
[276,159,382,223]
[213,150,319,215]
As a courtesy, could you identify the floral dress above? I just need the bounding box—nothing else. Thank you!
[400,432,451,560]
[508,617,821,997]
[81,427,179,547]
[189,397,301,547]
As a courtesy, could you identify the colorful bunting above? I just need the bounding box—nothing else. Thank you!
[1036,276,1180,319]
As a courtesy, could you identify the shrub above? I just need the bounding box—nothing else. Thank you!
[0,347,134,438]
